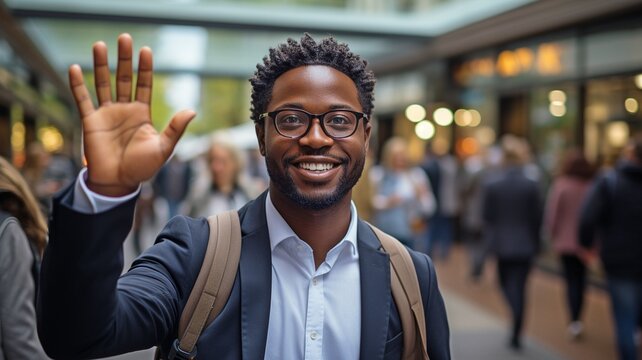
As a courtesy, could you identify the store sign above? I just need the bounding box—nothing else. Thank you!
[454,39,576,87]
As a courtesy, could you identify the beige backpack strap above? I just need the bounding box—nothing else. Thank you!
[369,224,429,360]
[167,210,241,360]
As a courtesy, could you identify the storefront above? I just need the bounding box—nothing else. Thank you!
[450,13,642,172]
[0,6,74,167]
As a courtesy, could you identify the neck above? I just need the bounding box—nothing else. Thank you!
[216,182,234,194]
[269,188,353,268]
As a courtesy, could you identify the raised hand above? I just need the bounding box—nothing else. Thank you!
[69,33,195,196]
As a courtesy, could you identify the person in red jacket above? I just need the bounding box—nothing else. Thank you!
[544,149,596,340]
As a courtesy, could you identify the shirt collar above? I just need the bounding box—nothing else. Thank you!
[265,192,359,256]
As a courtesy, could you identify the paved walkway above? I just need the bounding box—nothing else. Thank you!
[445,289,565,360]
[436,244,617,360]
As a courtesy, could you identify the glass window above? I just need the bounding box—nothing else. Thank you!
[585,75,642,165]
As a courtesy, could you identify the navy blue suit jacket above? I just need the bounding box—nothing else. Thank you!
[38,188,450,359]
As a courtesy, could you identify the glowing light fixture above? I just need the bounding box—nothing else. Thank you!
[415,120,435,140]
[635,74,642,90]
[454,109,472,126]
[38,126,64,153]
[548,90,566,104]
[625,98,639,113]
[607,121,629,147]
[433,107,453,126]
[469,109,482,127]
[549,102,566,117]
[405,104,426,122]
[11,122,25,153]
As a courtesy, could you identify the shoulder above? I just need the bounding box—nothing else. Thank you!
[0,216,28,250]
[406,248,438,288]
[0,216,31,272]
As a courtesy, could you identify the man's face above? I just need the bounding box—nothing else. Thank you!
[256,65,371,210]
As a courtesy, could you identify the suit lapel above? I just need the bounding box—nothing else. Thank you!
[357,221,391,360]
[239,192,272,360]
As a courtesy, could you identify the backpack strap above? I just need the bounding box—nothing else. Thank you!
[166,210,242,360]
[369,223,429,360]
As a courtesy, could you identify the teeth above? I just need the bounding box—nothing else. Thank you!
[299,163,335,171]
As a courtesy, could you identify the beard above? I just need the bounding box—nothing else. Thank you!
[265,154,365,211]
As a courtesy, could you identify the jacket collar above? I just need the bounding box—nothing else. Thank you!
[238,191,272,360]
[357,221,391,360]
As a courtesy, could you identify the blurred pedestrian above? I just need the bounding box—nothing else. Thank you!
[482,135,543,350]
[544,149,596,340]
[370,137,435,248]
[580,137,642,360]
[154,155,192,219]
[185,138,253,218]
[0,156,49,359]
[421,143,462,260]
[461,145,501,280]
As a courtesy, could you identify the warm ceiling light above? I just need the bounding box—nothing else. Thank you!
[625,98,639,113]
[549,102,566,117]
[548,90,566,104]
[405,104,426,122]
[415,120,435,140]
[433,107,453,126]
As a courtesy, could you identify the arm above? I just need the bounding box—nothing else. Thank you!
[579,176,607,249]
[37,33,196,358]
[410,167,436,218]
[543,180,562,241]
[38,189,208,359]
[0,219,49,359]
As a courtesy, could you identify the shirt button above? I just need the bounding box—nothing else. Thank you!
[310,331,319,340]
[312,278,319,286]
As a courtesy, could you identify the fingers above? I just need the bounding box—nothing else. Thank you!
[135,46,153,105]
[93,41,112,105]
[160,110,196,157]
[116,34,133,102]
[68,64,95,118]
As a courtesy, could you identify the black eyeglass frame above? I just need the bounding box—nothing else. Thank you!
[258,108,369,139]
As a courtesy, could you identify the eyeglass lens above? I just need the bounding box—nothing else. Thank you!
[274,109,358,138]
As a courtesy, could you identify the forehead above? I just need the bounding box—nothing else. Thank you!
[269,65,360,112]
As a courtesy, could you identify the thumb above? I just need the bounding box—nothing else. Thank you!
[160,110,196,157]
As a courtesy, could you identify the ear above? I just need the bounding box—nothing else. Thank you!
[363,120,372,153]
[255,122,266,156]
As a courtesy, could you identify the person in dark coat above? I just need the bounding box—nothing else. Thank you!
[579,137,642,360]
[482,135,542,350]
[36,33,451,360]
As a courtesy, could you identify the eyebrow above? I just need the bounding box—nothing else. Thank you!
[275,103,357,111]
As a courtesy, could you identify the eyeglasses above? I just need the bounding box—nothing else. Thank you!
[258,108,368,139]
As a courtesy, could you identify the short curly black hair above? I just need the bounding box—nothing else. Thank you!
[249,34,376,123]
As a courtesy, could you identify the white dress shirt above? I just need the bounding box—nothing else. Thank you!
[264,195,361,360]
[71,169,362,359]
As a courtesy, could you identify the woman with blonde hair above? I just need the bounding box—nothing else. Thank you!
[0,156,49,359]
[184,137,256,218]
[370,137,435,248]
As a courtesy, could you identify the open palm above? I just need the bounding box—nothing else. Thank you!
[69,34,195,196]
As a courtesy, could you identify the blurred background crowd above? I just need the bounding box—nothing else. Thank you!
[1,0,642,359]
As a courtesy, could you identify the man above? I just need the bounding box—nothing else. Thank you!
[579,137,642,360]
[37,33,450,359]
[482,135,542,350]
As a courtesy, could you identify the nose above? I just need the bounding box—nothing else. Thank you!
[299,117,334,148]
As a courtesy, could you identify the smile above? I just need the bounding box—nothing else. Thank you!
[298,162,336,171]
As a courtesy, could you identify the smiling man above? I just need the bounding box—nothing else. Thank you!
[37,34,450,360]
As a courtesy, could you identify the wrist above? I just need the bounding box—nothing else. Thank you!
[85,175,138,197]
